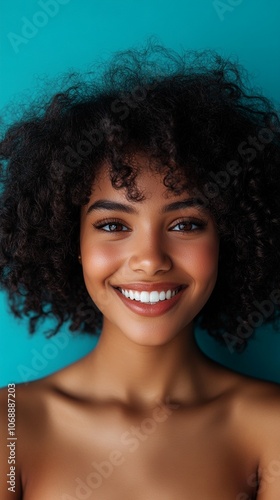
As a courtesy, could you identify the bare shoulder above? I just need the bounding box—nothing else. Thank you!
[0,384,22,499]
[0,377,56,451]
[220,371,280,499]
[0,367,77,467]
[233,376,280,498]
[216,366,280,490]
[216,362,280,420]
[0,370,76,500]
[202,353,280,407]
[0,362,82,440]
[207,359,280,436]
[240,375,280,443]
[231,371,280,417]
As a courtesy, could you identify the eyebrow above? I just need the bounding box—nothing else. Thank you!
[86,198,208,215]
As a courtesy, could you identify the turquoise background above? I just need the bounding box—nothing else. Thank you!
[0,0,280,387]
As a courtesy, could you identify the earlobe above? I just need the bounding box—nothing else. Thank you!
[78,255,82,264]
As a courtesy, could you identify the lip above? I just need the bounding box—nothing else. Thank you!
[112,282,185,293]
[112,285,187,317]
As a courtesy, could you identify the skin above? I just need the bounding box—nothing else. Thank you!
[1,157,280,499]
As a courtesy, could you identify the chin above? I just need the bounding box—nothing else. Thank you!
[118,322,190,347]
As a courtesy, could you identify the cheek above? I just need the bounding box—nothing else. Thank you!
[81,243,122,310]
[178,237,219,281]
[80,221,119,276]
[80,238,127,312]
[83,243,122,282]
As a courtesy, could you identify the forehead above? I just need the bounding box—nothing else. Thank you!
[91,163,170,201]
[89,152,197,201]
[82,159,211,220]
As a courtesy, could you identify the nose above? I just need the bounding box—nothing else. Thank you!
[128,232,172,275]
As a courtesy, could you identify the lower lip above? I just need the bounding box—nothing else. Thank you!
[113,287,187,317]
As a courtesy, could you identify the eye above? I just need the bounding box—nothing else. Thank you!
[93,219,130,232]
[170,219,207,232]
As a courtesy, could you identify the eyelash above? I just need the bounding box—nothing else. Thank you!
[93,218,207,233]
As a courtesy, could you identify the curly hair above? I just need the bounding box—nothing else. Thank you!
[1,43,280,352]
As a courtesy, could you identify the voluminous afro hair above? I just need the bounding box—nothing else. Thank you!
[1,43,280,352]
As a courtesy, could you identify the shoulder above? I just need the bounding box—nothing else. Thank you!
[243,376,280,443]
[0,383,24,499]
[0,372,68,449]
[0,377,55,449]
[0,374,67,500]
[2,359,89,426]
[0,373,70,475]
[218,366,280,427]
[232,374,280,422]
[229,374,280,498]
[207,359,280,448]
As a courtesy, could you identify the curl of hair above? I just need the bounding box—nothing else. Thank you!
[1,43,280,351]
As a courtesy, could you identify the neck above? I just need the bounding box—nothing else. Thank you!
[87,321,214,410]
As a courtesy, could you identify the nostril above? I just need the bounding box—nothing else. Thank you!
[128,252,172,274]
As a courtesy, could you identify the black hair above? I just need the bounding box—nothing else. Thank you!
[1,43,280,352]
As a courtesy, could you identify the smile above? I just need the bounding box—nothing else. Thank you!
[116,286,184,304]
[113,284,187,317]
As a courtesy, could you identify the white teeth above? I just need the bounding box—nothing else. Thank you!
[119,287,182,303]
[150,291,159,303]
[140,291,150,303]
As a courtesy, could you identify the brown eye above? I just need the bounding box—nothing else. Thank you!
[170,220,206,232]
[93,220,130,232]
[173,222,193,231]
[103,223,126,232]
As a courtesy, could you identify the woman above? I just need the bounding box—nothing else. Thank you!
[1,45,280,499]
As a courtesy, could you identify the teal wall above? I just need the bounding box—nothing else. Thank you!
[1,0,280,387]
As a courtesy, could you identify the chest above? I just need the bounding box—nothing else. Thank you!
[21,404,258,499]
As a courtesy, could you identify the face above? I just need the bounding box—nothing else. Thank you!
[80,159,220,346]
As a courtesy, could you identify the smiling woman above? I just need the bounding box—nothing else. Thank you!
[79,161,219,345]
[1,44,280,499]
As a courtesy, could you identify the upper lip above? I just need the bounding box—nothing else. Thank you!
[112,283,186,292]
